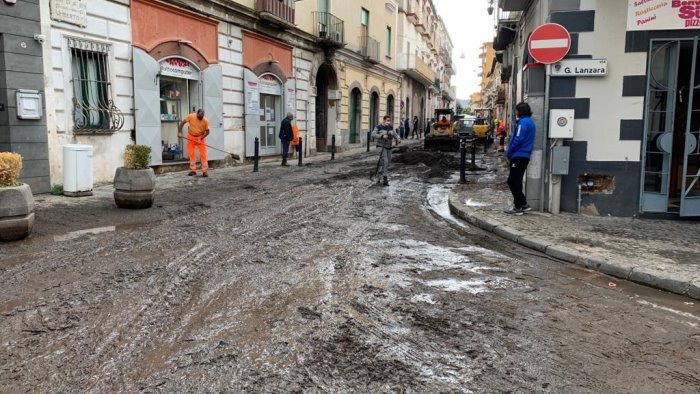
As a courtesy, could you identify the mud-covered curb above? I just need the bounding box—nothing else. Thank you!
[448,190,700,301]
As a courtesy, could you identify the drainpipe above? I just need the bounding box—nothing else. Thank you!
[540,64,551,212]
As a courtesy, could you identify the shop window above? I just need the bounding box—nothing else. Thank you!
[69,38,123,133]
[160,78,186,122]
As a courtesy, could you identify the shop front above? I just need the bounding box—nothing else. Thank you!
[131,0,223,166]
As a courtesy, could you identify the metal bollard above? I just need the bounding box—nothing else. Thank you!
[331,134,336,160]
[366,131,371,152]
[460,138,467,184]
[253,137,259,172]
[471,138,477,169]
[298,137,303,166]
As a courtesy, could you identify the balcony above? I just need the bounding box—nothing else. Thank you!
[256,0,295,27]
[359,36,381,64]
[313,12,345,49]
[397,53,436,87]
[406,2,421,24]
[499,0,530,11]
[442,85,456,101]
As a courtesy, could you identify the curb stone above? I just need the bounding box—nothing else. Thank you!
[448,189,700,301]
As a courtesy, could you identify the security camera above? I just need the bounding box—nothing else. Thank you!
[33,34,46,44]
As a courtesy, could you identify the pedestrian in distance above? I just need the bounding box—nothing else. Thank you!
[178,109,210,177]
[371,115,401,186]
[504,102,536,216]
[412,116,420,139]
[424,118,433,138]
[279,112,294,166]
[404,117,411,139]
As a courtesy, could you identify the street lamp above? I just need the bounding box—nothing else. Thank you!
[487,0,494,15]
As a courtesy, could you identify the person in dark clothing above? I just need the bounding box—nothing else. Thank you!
[403,117,411,139]
[412,116,420,139]
[504,102,536,215]
[424,118,433,137]
[279,112,294,166]
[371,115,401,186]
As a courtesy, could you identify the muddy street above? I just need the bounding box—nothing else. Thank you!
[1,148,699,392]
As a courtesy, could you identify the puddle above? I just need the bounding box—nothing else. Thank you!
[53,223,148,242]
[426,185,470,229]
[465,199,491,207]
[411,293,437,304]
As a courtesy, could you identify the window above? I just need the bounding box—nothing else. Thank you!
[361,8,369,27]
[386,26,392,57]
[69,38,123,133]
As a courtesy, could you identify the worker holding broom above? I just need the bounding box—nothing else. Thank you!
[178,109,210,177]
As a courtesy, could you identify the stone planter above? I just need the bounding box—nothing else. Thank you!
[0,183,35,241]
[113,167,156,209]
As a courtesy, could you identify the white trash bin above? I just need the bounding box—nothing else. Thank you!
[63,144,94,197]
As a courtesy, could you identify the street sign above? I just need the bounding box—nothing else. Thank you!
[528,23,571,64]
[552,59,608,77]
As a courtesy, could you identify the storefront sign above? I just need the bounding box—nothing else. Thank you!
[627,0,700,31]
[552,59,608,77]
[50,0,87,27]
[259,74,282,95]
[246,81,260,115]
[159,58,200,80]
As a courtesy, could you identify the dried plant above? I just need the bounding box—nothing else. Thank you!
[0,152,22,187]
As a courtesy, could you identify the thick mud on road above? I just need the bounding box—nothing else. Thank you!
[1,148,699,392]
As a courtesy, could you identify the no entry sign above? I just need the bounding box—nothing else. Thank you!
[528,23,571,64]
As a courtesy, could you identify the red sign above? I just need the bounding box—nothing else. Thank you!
[528,23,571,64]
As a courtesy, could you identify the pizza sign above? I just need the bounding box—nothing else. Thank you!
[628,0,700,30]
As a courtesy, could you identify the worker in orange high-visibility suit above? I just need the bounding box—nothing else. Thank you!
[178,109,210,177]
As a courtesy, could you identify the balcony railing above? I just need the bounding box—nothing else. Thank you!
[499,0,530,12]
[397,53,436,86]
[359,36,380,64]
[406,1,421,24]
[442,85,456,101]
[313,12,345,48]
[256,0,295,26]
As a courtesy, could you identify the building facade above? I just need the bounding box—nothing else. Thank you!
[495,0,700,217]
[8,0,453,189]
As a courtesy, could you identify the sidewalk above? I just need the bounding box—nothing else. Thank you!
[449,152,700,300]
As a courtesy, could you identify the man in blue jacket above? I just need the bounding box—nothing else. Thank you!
[504,102,536,215]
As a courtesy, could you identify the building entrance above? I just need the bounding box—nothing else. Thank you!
[642,39,700,216]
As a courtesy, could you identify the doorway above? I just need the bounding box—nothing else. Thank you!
[349,88,361,144]
[370,91,379,132]
[641,39,700,216]
[259,94,281,154]
[387,94,395,125]
[315,64,337,152]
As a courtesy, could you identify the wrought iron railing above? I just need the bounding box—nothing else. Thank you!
[256,0,295,24]
[69,38,124,134]
[359,36,380,63]
[313,12,345,46]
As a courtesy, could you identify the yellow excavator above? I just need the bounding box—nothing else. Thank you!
[472,109,492,141]
[424,108,460,151]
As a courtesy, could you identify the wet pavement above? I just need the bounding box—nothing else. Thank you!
[450,149,700,300]
[1,145,699,392]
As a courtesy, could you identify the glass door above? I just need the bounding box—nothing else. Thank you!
[681,39,700,216]
[641,41,679,212]
[259,94,280,156]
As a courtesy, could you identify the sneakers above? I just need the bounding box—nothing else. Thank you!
[188,171,196,176]
[504,207,524,216]
[382,176,389,186]
[521,204,532,212]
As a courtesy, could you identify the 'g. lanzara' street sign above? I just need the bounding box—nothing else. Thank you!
[552,59,608,77]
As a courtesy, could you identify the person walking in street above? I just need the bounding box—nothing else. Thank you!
[404,117,411,139]
[279,112,294,166]
[504,102,536,215]
[178,109,210,177]
[371,115,401,186]
[412,116,420,139]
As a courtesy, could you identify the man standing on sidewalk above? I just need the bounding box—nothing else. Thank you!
[371,115,401,186]
[504,102,535,215]
[178,109,210,177]
[279,112,294,166]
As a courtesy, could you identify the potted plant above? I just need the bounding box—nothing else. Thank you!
[113,144,155,209]
[0,152,34,241]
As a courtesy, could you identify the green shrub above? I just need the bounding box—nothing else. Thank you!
[123,144,152,170]
[51,184,64,195]
[0,152,22,187]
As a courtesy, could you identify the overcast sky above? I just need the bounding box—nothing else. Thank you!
[432,0,495,100]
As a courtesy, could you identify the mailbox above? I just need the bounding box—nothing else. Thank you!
[16,90,42,120]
